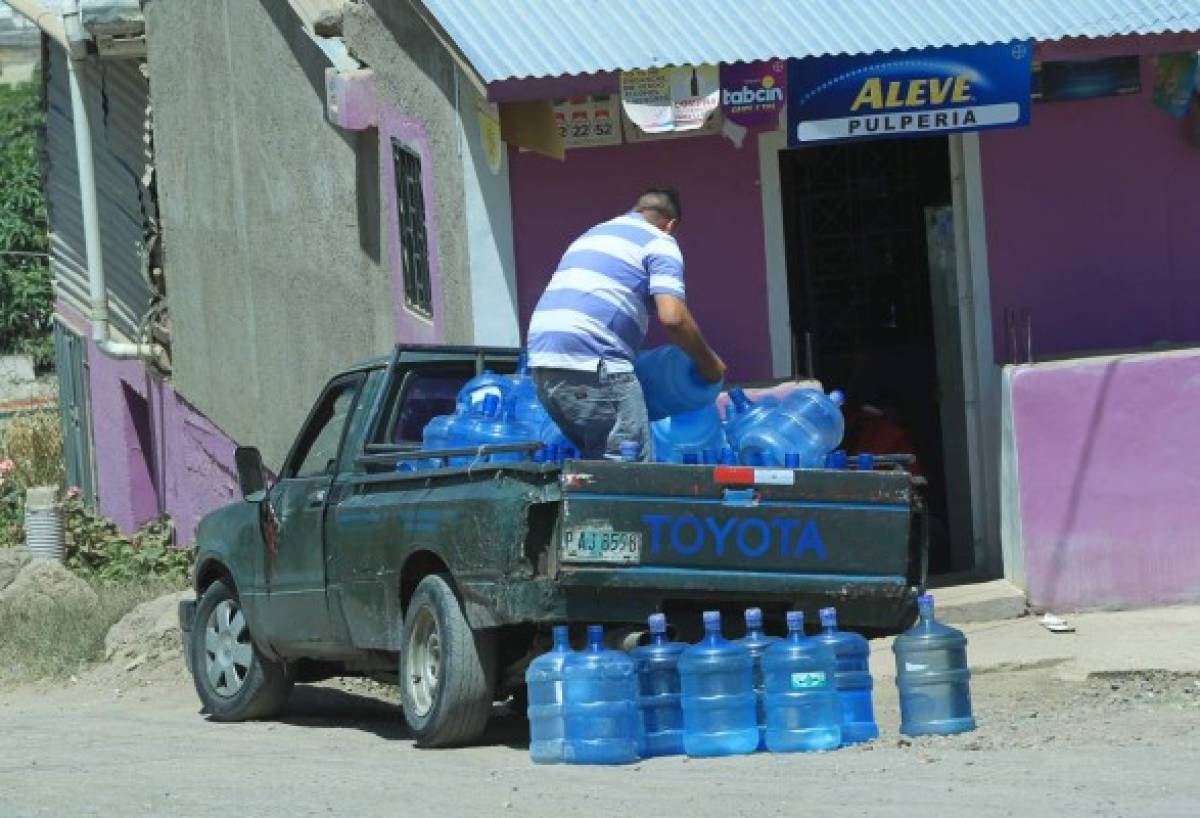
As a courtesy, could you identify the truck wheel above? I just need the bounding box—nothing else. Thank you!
[190,579,293,721]
[400,574,496,747]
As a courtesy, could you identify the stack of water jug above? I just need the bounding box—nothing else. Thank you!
[413,359,577,468]
[638,345,847,467]
[526,594,975,764]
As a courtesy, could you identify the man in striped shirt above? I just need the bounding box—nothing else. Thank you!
[527,187,725,461]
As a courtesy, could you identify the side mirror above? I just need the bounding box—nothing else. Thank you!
[234,446,268,502]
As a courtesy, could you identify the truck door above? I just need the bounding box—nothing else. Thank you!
[261,372,364,650]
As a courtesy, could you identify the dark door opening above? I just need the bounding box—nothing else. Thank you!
[779,135,965,574]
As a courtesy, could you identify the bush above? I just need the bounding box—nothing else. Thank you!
[63,498,193,583]
[0,408,64,547]
[0,576,182,680]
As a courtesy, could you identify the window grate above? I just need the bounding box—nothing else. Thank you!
[392,140,432,317]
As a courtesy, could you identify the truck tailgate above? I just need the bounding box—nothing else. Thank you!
[555,460,926,631]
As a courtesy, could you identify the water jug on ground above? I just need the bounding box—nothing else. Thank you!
[893,594,976,737]
[678,610,758,757]
[526,625,572,763]
[635,346,723,421]
[630,613,687,757]
[737,607,779,750]
[562,625,639,764]
[763,610,842,753]
[813,607,879,744]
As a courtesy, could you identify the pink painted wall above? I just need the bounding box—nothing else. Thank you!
[981,53,1200,362]
[508,134,774,381]
[1010,349,1200,610]
[59,304,241,544]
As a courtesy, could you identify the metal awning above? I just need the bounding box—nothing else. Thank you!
[414,0,1200,83]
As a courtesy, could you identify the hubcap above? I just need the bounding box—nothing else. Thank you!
[405,606,441,718]
[203,599,252,698]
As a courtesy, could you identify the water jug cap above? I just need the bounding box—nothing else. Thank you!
[551,625,569,646]
[719,447,737,465]
[784,452,801,468]
[620,441,641,459]
[829,389,846,406]
[819,607,837,628]
[482,393,500,417]
[786,610,805,630]
[647,613,667,634]
[586,624,604,648]
[702,610,721,629]
[744,607,763,628]
[729,387,750,411]
[683,452,699,464]
[918,593,935,612]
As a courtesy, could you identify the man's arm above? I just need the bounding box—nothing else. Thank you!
[654,294,726,383]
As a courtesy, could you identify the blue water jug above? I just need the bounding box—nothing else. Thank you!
[894,594,976,737]
[461,394,524,463]
[763,610,842,753]
[630,613,687,757]
[422,412,456,452]
[724,389,780,451]
[678,610,758,757]
[813,607,879,744]
[458,369,515,413]
[562,625,639,765]
[737,388,846,468]
[651,403,727,464]
[510,374,570,449]
[737,607,779,750]
[635,346,723,421]
[526,625,572,763]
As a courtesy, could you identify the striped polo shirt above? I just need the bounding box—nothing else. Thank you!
[527,212,686,372]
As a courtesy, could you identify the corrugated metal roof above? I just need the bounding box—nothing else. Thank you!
[419,0,1200,82]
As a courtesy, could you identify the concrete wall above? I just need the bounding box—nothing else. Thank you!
[508,133,774,381]
[145,0,398,468]
[58,304,240,543]
[980,50,1200,362]
[1007,349,1200,610]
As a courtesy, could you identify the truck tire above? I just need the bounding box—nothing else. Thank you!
[400,573,496,747]
[189,579,293,721]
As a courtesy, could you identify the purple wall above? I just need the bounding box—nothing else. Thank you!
[508,134,774,381]
[59,304,241,543]
[981,51,1200,362]
[1010,349,1200,610]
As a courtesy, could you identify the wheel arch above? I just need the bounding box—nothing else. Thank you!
[398,549,455,616]
[195,556,235,596]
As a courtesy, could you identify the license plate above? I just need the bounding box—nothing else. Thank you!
[561,527,642,564]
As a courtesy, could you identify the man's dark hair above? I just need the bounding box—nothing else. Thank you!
[636,186,682,221]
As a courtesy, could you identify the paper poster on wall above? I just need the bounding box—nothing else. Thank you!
[552,95,623,148]
[620,65,720,135]
[475,96,503,174]
[1152,52,1198,118]
[720,60,787,130]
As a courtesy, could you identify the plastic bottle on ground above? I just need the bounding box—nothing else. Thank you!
[812,607,879,744]
[763,610,842,753]
[562,625,639,765]
[678,610,758,758]
[526,625,572,763]
[893,594,976,737]
[737,607,779,750]
[635,346,723,421]
[630,613,687,757]
[737,388,846,468]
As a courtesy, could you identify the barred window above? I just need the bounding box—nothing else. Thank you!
[392,139,431,317]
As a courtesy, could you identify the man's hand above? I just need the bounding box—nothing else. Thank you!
[654,294,726,383]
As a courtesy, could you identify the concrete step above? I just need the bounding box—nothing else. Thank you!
[927,578,1028,625]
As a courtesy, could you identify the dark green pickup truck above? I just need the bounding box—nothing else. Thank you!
[179,345,927,746]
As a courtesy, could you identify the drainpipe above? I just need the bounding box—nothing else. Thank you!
[58,0,169,370]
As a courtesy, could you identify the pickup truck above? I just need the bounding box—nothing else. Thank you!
[179,345,928,747]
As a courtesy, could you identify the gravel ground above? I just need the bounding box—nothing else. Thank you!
[1,667,1198,817]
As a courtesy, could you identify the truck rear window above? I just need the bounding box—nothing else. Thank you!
[387,372,467,444]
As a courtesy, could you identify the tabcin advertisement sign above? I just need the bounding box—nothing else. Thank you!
[787,41,1032,145]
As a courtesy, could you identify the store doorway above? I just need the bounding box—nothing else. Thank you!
[779,135,970,574]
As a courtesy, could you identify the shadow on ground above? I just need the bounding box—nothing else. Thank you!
[272,684,531,749]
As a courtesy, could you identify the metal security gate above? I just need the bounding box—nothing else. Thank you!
[53,321,95,506]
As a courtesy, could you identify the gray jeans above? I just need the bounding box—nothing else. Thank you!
[533,364,651,461]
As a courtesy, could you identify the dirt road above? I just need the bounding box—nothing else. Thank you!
[2,667,1198,818]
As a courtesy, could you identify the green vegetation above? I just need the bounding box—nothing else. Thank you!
[0,79,54,371]
[0,408,64,546]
